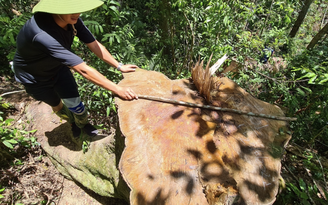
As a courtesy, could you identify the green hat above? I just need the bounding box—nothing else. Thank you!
[32,0,104,14]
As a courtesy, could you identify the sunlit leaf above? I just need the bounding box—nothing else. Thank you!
[106,106,110,117]
[2,140,14,149]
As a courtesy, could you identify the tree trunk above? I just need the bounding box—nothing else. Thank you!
[158,0,173,59]
[307,22,328,49]
[289,0,314,38]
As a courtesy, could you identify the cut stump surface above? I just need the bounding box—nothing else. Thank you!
[116,69,291,205]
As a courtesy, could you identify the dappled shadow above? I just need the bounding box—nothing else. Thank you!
[187,149,203,160]
[129,102,284,204]
[171,110,184,119]
[171,171,195,195]
[170,106,217,139]
[136,188,170,205]
[206,140,217,154]
[238,142,279,201]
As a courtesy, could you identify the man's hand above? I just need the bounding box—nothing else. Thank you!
[116,86,138,100]
[119,64,138,73]
[71,63,138,101]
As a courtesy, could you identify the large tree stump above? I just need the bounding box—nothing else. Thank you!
[116,68,291,205]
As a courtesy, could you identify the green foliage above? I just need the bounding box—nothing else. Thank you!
[82,140,90,154]
[0,97,10,121]
[287,39,328,145]
[0,97,38,166]
[287,180,311,205]
[84,20,104,36]
[292,44,328,85]
[1,118,18,149]
[0,187,4,199]
[279,176,328,205]
[73,69,119,120]
[276,146,328,204]
[0,8,31,75]
[0,117,38,150]
[81,0,148,66]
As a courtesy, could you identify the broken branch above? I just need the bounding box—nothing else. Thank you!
[138,94,298,121]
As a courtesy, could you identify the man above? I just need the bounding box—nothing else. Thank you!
[13,0,138,137]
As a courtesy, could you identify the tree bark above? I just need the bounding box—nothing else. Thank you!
[289,0,314,38]
[307,22,328,49]
[158,0,173,59]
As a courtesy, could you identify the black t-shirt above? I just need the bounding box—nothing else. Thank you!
[13,12,95,84]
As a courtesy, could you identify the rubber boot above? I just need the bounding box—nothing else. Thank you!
[73,110,98,137]
[54,103,74,124]
[73,110,88,128]
[55,104,81,138]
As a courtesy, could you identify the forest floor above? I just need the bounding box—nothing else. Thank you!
[0,77,327,204]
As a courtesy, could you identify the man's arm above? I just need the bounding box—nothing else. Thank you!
[71,62,138,100]
[86,40,138,72]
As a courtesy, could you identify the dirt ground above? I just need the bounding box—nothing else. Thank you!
[0,78,128,205]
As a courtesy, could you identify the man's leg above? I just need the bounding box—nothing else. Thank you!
[23,82,79,137]
[52,100,81,137]
[55,68,98,137]
[52,101,75,124]
[52,101,63,112]
[61,97,87,127]
[62,97,98,137]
